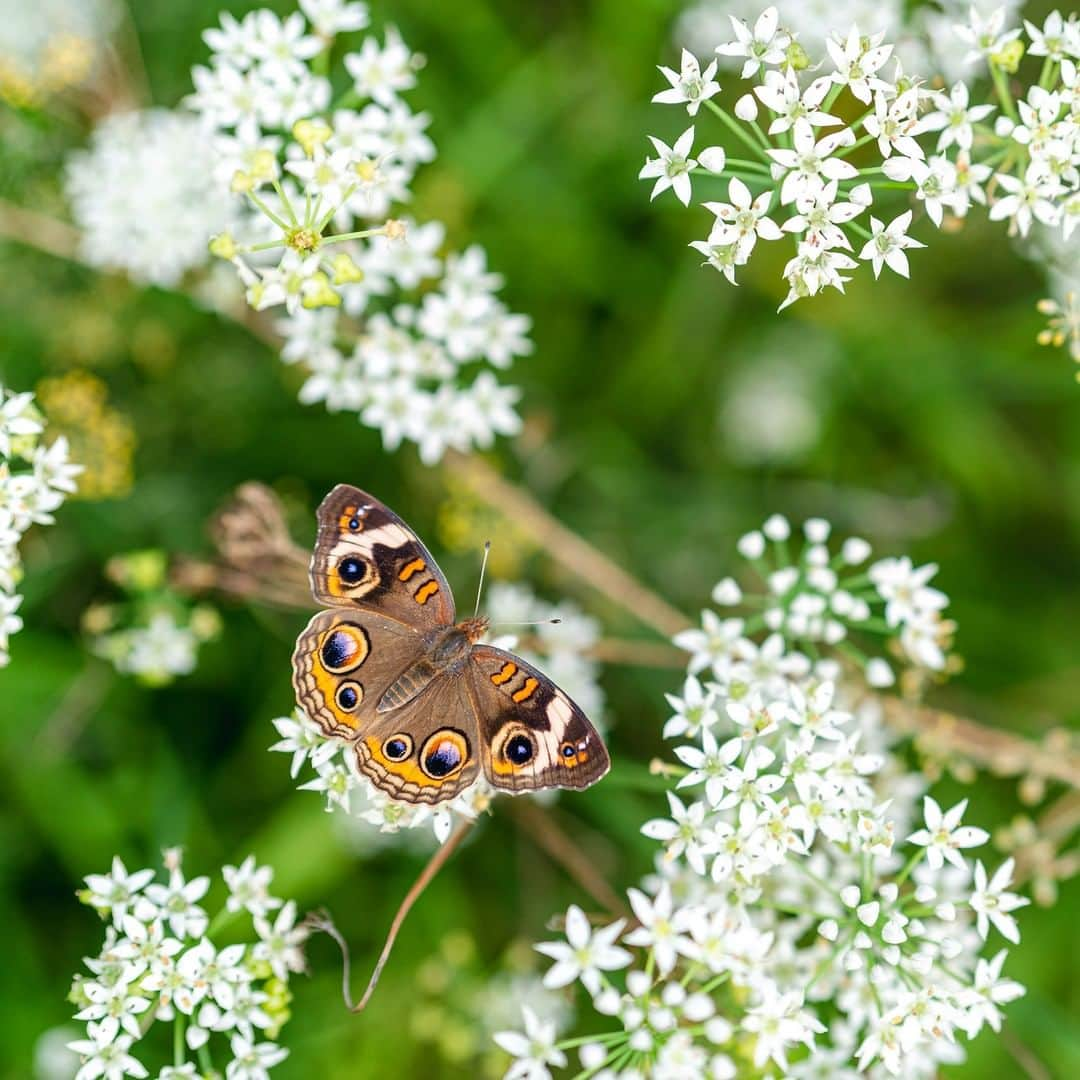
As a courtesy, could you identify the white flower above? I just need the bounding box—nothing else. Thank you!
[922,81,995,152]
[969,858,1029,943]
[1024,10,1072,61]
[768,122,857,206]
[652,49,720,116]
[343,27,416,107]
[67,1023,148,1080]
[963,950,1025,1036]
[742,988,824,1070]
[715,7,790,80]
[858,211,925,279]
[639,126,699,206]
[754,71,838,136]
[826,26,893,103]
[989,164,1064,237]
[141,868,210,939]
[868,556,948,627]
[494,1006,568,1080]
[954,5,1021,65]
[300,0,370,38]
[224,1034,288,1080]
[703,179,782,259]
[623,886,699,975]
[65,110,234,287]
[535,905,631,994]
[83,858,155,927]
[222,857,282,918]
[907,796,989,870]
[253,901,310,981]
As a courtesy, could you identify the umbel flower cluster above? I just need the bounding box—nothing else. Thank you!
[641,5,1080,309]
[271,583,607,846]
[190,1,531,463]
[83,550,222,687]
[68,849,307,1080]
[0,383,82,668]
[495,516,1027,1079]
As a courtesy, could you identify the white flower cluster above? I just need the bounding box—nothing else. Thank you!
[496,516,1027,1079]
[679,514,953,692]
[65,109,236,287]
[642,5,1080,308]
[69,850,306,1080]
[0,383,81,668]
[92,609,221,687]
[192,2,531,464]
[271,582,606,844]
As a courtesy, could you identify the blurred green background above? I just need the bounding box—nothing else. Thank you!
[2,0,1080,1076]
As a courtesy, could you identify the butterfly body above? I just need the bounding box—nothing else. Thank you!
[291,485,610,805]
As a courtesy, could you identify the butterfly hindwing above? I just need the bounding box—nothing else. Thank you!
[466,644,610,794]
[291,608,425,739]
[354,677,481,804]
[309,484,455,629]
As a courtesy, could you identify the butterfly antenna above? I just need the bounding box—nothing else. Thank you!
[473,541,492,618]
[489,617,562,629]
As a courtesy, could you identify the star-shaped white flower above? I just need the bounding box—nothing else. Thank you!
[535,904,631,994]
[716,7,790,80]
[494,1006,568,1080]
[638,126,699,206]
[970,858,1029,943]
[858,211,925,279]
[652,49,720,116]
[908,795,989,871]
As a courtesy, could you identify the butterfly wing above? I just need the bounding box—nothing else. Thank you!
[353,676,481,804]
[309,484,455,629]
[292,609,426,739]
[466,644,610,794]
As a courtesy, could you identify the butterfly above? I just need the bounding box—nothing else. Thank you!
[291,484,610,805]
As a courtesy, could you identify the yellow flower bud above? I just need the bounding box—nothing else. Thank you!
[293,118,332,156]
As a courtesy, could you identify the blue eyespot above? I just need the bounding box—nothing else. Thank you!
[383,737,410,761]
[339,557,366,584]
[337,684,360,710]
[506,735,534,765]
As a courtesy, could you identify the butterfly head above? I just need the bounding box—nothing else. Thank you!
[456,615,490,643]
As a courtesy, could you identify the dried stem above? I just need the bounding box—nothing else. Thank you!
[0,197,82,262]
[303,818,474,1013]
[508,799,629,917]
[444,451,690,639]
[880,697,1080,789]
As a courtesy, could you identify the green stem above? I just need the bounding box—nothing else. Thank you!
[990,63,1019,124]
[846,219,873,242]
[749,118,773,153]
[272,180,298,227]
[704,99,772,162]
[321,226,390,247]
[837,130,878,158]
[247,192,290,231]
[174,1015,185,1068]
[724,156,773,173]
[894,845,926,888]
[1037,57,1058,91]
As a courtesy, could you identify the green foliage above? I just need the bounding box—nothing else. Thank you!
[1,0,1079,1076]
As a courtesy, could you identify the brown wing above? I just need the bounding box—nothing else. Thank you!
[292,609,425,739]
[354,675,481,804]
[465,645,609,794]
[308,484,455,630]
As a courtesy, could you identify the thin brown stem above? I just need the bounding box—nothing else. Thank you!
[508,799,628,917]
[0,198,81,261]
[303,818,474,1013]
[444,451,690,639]
[880,697,1080,788]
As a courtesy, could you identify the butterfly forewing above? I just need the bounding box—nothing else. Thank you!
[309,484,455,629]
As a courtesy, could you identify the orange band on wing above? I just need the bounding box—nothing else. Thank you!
[414,580,440,605]
[512,677,539,703]
[398,557,426,581]
[491,662,517,685]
